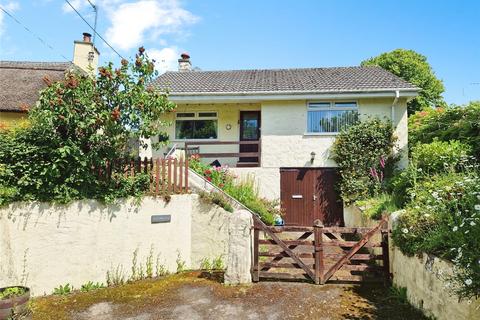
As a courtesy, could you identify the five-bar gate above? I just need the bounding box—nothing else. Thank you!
[252,215,389,284]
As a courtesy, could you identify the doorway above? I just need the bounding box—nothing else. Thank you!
[239,111,261,164]
[280,168,344,226]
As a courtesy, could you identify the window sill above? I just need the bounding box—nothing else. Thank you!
[172,139,219,142]
[303,132,340,137]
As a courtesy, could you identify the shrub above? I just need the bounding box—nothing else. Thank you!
[411,140,472,175]
[0,48,175,205]
[355,193,398,220]
[392,172,480,299]
[331,118,397,204]
[389,140,475,208]
[409,101,480,158]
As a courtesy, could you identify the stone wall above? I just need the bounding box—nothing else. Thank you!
[344,205,480,319]
[0,195,244,296]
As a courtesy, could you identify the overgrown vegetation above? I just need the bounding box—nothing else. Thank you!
[409,101,480,158]
[331,118,397,205]
[0,47,175,206]
[190,156,279,225]
[390,101,480,300]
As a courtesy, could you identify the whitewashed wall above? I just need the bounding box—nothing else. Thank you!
[260,98,408,169]
[0,195,234,296]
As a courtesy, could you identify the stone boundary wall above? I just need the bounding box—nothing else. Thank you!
[0,195,252,296]
[344,206,480,319]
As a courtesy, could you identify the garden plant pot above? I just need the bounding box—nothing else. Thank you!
[0,286,30,320]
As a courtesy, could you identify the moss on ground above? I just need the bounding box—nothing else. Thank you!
[31,272,204,320]
[30,272,427,320]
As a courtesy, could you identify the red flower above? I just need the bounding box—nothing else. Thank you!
[204,169,212,175]
[219,183,224,188]
[206,177,212,182]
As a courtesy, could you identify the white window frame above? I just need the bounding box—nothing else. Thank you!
[174,111,218,141]
[305,101,359,135]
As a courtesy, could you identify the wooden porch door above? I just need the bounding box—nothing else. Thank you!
[239,111,261,164]
[280,168,344,226]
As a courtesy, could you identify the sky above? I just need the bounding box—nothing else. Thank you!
[0,0,479,104]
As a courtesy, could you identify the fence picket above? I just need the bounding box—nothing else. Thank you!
[178,155,183,193]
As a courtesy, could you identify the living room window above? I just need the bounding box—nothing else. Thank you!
[307,102,359,133]
[175,112,218,140]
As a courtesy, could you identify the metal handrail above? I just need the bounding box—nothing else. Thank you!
[164,143,178,159]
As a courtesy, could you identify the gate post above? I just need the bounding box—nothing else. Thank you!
[252,221,260,282]
[314,220,324,285]
[380,214,390,283]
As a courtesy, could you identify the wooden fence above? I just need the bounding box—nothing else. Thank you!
[97,156,189,195]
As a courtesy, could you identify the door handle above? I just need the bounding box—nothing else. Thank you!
[313,195,317,201]
[292,195,303,199]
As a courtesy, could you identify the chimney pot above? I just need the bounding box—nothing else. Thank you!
[83,32,92,43]
[178,52,192,72]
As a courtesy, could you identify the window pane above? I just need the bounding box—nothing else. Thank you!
[334,102,357,108]
[176,112,195,118]
[193,120,217,139]
[307,110,358,133]
[198,112,217,118]
[308,102,330,109]
[175,120,194,139]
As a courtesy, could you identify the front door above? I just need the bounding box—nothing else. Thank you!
[239,111,261,163]
[280,168,344,226]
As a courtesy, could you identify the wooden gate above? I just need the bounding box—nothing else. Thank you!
[252,215,389,284]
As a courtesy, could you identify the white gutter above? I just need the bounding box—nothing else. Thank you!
[168,89,419,104]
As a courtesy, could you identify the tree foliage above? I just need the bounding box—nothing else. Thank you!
[0,47,175,205]
[362,49,445,115]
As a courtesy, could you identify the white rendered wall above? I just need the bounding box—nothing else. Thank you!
[0,195,232,296]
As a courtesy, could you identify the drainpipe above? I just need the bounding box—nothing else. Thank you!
[391,90,400,123]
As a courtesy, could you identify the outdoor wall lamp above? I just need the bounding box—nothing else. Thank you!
[88,51,95,62]
[310,151,316,164]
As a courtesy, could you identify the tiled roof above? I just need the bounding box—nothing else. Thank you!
[0,61,73,112]
[152,66,418,95]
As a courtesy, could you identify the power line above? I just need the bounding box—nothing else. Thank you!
[64,0,125,60]
[0,6,70,61]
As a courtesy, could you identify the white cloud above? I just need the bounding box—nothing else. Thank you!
[105,0,198,51]
[148,46,178,74]
[0,1,19,38]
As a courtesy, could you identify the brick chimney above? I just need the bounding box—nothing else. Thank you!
[73,32,100,76]
[178,52,192,72]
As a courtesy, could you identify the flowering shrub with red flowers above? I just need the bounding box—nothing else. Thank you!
[0,47,176,205]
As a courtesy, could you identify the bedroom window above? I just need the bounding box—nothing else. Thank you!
[307,102,359,133]
[175,112,218,140]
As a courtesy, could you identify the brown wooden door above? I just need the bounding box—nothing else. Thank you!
[239,111,260,163]
[280,168,343,226]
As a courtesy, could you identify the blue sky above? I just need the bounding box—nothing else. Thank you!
[0,0,479,104]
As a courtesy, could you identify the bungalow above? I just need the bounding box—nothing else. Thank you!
[151,54,418,225]
[0,33,99,129]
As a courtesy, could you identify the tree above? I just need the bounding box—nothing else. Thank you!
[0,47,176,204]
[361,49,445,115]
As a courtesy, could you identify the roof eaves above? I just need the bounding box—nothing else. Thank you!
[166,87,420,96]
